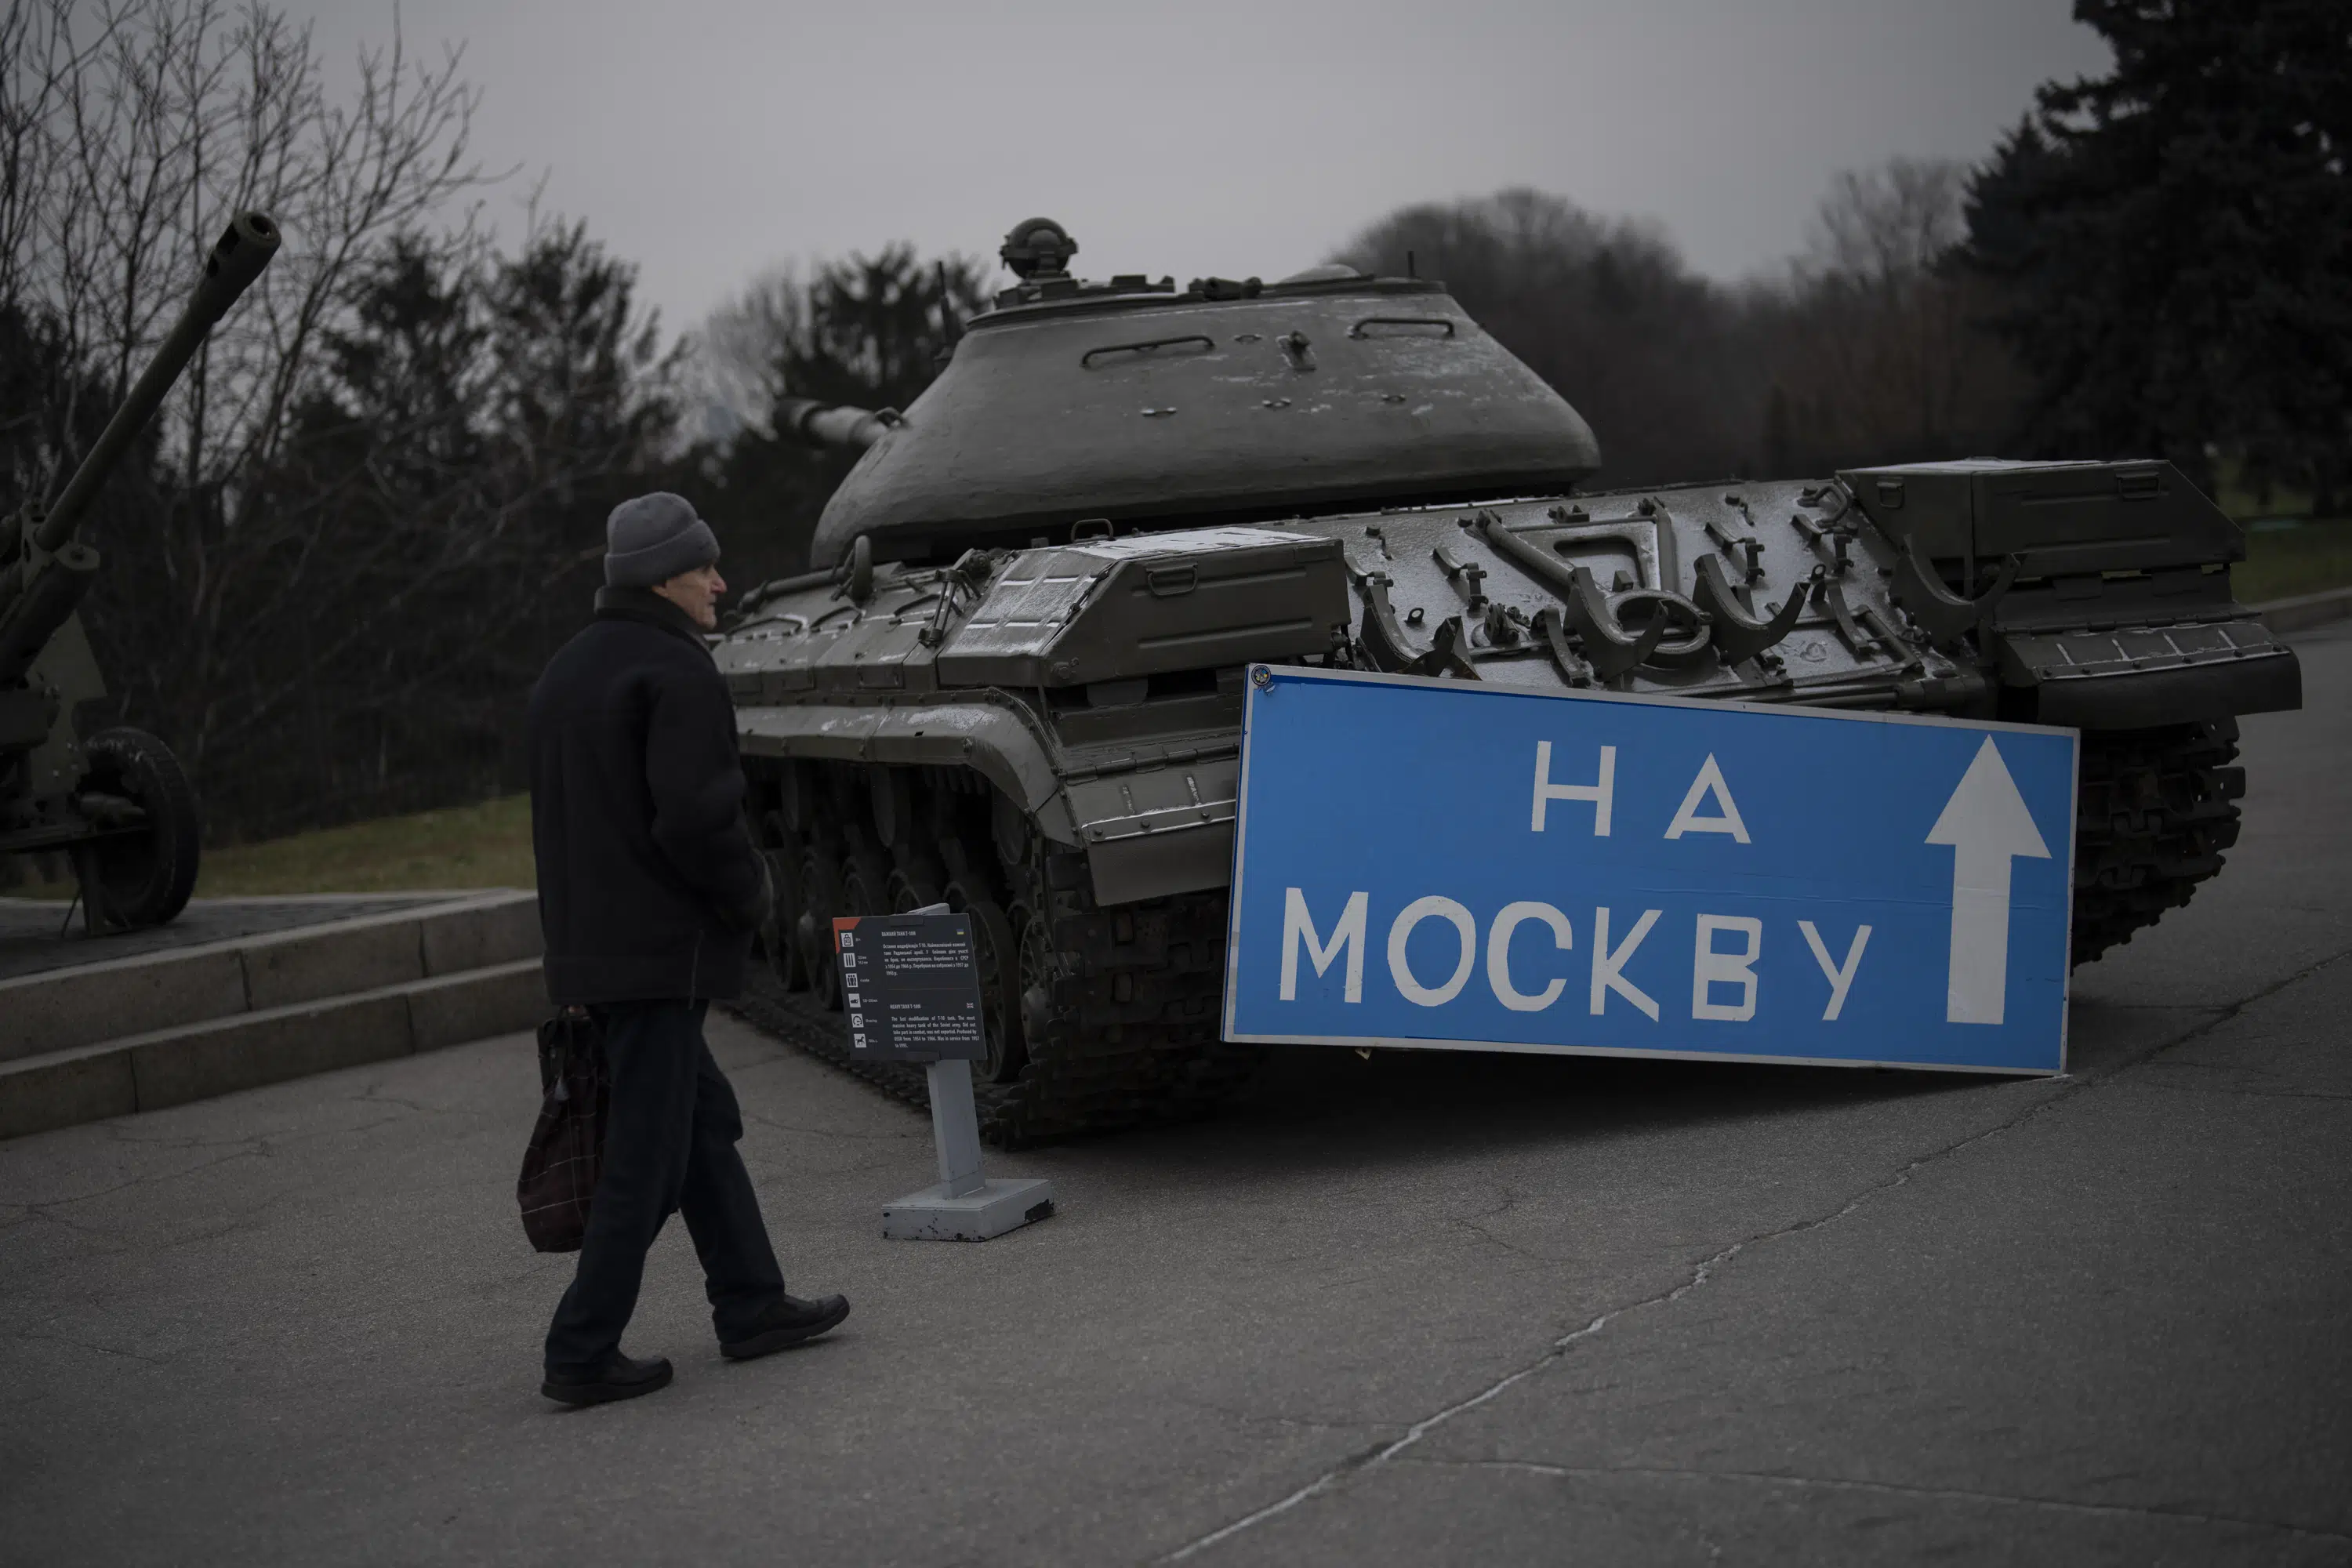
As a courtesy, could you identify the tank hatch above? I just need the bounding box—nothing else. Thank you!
[804,219,1602,568]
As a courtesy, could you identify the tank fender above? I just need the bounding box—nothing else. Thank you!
[1988,620,2300,729]
[1062,750,1241,907]
[735,697,1080,844]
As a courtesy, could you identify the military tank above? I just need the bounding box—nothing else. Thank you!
[0,212,281,931]
[719,216,2303,1145]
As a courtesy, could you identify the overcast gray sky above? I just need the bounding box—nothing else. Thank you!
[291,0,2109,334]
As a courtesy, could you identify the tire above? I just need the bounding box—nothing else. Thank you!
[75,728,201,930]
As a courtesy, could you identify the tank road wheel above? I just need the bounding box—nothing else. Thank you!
[760,848,808,991]
[72,728,201,931]
[757,812,808,992]
[959,897,1027,1083]
[828,843,891,1009]
[886,868,946,913]
[798,846,844,1011]
[1010,900,1060,1051]
[840,843,891,919]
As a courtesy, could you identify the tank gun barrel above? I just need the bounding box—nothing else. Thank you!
[32,211,280,554]
[774,397,901,452]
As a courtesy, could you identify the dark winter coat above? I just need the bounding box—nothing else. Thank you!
[528,586,769,1004]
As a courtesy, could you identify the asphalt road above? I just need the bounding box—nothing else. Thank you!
[2,625,2346,1566]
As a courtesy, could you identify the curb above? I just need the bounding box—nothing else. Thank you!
[2252,585,2352,633]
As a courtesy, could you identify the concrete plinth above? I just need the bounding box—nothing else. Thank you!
[879,1057,1057,1240]
[880,1175,1057,1241]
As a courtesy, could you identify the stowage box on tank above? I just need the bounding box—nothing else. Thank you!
[719,217,2301,1145]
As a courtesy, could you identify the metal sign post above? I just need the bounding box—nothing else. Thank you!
[1225,665,2078,1075]
[834,907,1055,1241]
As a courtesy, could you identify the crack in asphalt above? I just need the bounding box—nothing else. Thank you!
[11,1144,271,1219]
[742,1108,924,1143]
[3,1327,167,1367]
[9,1102,439,1232]
[2132,1079,2352,1103]
[1156,942,2352,1563]
[1396,1457,2352,1543]
[355,1082,435,1115]
[1450,1184,1575,1266]
[1171,1396,1388,1436]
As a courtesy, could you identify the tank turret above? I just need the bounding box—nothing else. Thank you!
[786,220,1599,570]
[720,216,2299,1147]
[0,211,280,931]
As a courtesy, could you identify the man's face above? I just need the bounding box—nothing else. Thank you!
[653,562,727,630]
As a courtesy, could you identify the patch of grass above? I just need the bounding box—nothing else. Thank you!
[2235,517,2352,605]
[10,793,535,900]
[195,794,536,896]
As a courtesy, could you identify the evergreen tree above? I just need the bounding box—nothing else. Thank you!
[681,249,987,585]
[1967,0,2351,506]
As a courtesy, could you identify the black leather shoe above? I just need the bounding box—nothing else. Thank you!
[720,1293,851,1360]
[541,1350,673,1406]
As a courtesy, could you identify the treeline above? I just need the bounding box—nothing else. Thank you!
[1334,163,2024,488]
[2,0,2343,848]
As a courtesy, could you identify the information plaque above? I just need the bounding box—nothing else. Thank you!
[832,913,989,1063]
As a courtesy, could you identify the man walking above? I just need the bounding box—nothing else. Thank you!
[528,491,848,1407]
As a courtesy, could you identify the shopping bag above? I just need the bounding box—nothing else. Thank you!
[517,1007,608,1253]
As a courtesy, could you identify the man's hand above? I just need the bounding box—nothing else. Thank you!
[723,845,776,935]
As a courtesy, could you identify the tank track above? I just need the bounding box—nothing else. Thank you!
[729,850,1260,1148]
[2069,718,2245,967]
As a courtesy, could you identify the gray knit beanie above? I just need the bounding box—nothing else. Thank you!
[604,492,720,588]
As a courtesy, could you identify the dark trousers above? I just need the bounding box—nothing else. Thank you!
[543,999,785,1370]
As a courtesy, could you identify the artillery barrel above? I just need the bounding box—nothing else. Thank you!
[32,211,280,554]
[775,397,899,452]
[0,543,96,678]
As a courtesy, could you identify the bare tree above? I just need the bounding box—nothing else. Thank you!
[1805,158,1971,289]
[1334,189,1765,485]
[690,261,812,434]
[688,248,990,432]
[2,0,491,488]
[0,0,526,829]
[1758,158,2025,472]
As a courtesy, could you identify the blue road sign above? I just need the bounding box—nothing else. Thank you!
[1224,666,2079,1074]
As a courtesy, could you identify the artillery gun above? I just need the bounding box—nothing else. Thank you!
[0,212,280,931]
[722,216,2302,1145]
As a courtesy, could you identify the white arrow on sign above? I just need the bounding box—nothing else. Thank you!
[1926,736,2053,1026]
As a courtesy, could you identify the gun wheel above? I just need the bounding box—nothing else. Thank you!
[74,728,201,930]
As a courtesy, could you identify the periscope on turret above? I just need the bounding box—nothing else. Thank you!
[715,216,2301,1147]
